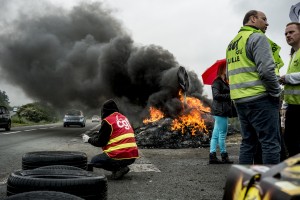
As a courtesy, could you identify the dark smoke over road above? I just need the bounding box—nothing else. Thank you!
[0,1,209,124]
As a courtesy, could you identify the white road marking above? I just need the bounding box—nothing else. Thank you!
[129,164,161,172]
[24,129,37,132]
[0,125,58,135]
[129,151,160,173]
[1,131,21,135]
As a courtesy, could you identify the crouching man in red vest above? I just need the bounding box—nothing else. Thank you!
[82,99,139,179]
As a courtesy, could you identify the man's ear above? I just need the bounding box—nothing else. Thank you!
[250,15,257,23]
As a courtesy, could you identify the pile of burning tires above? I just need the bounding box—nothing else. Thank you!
[5,151,107,200]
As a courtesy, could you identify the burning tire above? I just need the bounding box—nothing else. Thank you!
[22,151,88,170]
[6,169,108,200]
[4,191,84,200]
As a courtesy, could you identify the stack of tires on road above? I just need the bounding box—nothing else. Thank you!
[5,151,107,200]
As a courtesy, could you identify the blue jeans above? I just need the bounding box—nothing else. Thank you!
[236,96,281,164]
[210,116,228,153]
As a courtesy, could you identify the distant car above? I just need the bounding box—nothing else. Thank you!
[91,115,101,123]
[0,105,11,131]
[12,107,18,112]
[63,109,86,127]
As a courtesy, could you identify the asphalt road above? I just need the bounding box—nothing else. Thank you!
[0,122,241,200]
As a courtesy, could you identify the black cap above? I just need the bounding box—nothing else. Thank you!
[101,99,119,119]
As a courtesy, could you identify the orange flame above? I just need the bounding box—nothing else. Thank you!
[143,90,211,136]
[143,107,165,124]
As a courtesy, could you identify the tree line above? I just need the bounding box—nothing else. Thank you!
[0,90,59,124]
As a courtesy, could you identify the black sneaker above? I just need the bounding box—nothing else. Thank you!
[111,166,130,180]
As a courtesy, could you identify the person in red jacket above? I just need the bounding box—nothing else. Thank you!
[82,99,139,179]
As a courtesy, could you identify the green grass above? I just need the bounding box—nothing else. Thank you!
[11,115,59,127]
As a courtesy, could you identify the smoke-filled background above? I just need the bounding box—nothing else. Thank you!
[0,1,209,124]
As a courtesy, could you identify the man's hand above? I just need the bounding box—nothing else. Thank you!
[82,134,90,143]
[279,75,286,85]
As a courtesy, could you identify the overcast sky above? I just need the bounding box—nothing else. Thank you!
[0,0,298,106]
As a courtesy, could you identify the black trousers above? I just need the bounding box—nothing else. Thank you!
[90,153,135,171]
[284,104,300,157]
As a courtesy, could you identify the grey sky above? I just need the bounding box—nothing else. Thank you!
[0,0,298,107]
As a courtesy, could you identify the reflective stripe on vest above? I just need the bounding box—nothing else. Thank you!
[102,112,139,159]
[268,38,284,76]
[284,50,300,105]
[226,26,267,99]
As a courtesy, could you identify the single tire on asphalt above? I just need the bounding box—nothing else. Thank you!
[22,151,88,170]
[5,121,11,131]
[7,169,107,200]
[5,191,84,200]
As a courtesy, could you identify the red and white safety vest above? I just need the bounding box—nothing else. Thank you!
[103,112,139,159]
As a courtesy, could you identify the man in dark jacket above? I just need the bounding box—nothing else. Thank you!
[82,99,139,179]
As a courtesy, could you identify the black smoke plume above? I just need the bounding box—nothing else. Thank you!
[0,1,209,125]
